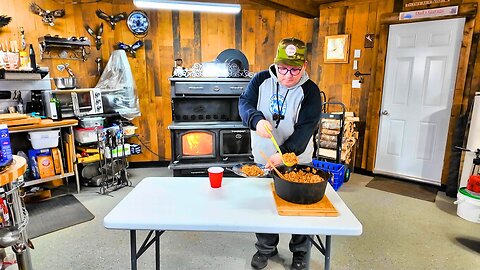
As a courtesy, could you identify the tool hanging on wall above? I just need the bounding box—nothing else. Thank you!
[19,27,26,51]
[95,9,127,30]
[95,57,102,76]
[30,2,65,27]
[85,23,103,50]
[0,15,12,29]
[116,40,143,58]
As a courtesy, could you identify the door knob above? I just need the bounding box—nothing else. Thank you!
[381,110,389,116]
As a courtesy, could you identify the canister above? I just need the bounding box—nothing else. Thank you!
[0,124,12,167]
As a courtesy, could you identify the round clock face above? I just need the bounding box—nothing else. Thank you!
[127,10,149,36]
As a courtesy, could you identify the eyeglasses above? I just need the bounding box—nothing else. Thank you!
[277,66,302,76]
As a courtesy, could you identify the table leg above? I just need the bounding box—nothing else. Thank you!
[155,230,160,270]
[130,230,137,270]
[7,178,32,270]
[70,126,81,194]
[325,235,331,270]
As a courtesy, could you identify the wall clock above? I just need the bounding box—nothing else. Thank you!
[127,10,149,37]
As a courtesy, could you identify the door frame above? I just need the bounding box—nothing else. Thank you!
[367,3,477,184]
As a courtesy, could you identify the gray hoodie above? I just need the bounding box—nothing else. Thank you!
[238,64,322,165]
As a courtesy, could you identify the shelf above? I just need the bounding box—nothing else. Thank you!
[0,68,49,80]
[8,119,78,133]
[39,36,91,62]
[23,172,74,187]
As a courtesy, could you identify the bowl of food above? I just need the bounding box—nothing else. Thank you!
[272,164,330,204]
[231,163,269,178]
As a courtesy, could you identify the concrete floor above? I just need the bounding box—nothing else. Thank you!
[27,167,479,270]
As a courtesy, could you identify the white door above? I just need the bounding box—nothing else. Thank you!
[374,18,465,185]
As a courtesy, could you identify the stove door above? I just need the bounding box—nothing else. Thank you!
[175,130,217,160]
[220,129,251,157]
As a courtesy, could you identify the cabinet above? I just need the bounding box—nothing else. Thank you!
[8,119,80,194]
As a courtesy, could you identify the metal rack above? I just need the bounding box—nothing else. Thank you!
[38,36,91,61]
[0,156,32,270]
[95,124,131,195]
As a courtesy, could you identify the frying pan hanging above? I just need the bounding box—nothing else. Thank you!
[216,49,249,71]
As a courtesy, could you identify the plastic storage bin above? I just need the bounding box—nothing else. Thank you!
[80,117,105,128]
[28,130,60,150]
[312,159,345,191]
[74,127,102,144]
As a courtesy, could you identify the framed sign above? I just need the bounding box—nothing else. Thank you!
[399,5,458,20]
[324,34,350,63]
[402,0,461,11]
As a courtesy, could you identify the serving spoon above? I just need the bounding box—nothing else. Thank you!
[259,150,285,179]
[263,124,296,167]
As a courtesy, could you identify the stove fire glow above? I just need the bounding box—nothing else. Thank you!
[182,132,213,156]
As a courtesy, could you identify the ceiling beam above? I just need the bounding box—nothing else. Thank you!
[311,0,344,4]
[249,0,319,18]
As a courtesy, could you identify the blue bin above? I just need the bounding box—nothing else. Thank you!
[312,159,345,191]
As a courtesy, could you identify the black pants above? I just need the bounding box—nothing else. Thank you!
[255,233,310,254]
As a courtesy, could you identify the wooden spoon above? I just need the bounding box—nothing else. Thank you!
[263,124,295,166]
[259,150,285,179]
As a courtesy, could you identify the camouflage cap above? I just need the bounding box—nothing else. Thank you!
[274,38,306,67]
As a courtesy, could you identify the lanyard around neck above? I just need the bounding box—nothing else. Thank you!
[275,82,290,128]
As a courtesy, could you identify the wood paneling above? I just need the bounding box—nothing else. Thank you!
[313,0,394,170]
[315,0,480,185]
[0,0,313,162]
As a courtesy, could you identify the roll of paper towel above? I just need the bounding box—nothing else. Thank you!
[460,93,480,187]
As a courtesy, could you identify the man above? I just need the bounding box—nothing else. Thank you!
[238,38,322,270]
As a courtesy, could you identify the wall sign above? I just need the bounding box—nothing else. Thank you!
[364,34,374,48]
[404,0,450,8]
[399,5,458,20]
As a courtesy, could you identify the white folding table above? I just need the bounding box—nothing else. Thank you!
[104,177,362,270]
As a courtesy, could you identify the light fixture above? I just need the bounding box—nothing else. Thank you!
[133,0,242,14]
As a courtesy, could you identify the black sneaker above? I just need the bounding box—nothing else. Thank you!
[251,249,278,269]
[291,251,307,270]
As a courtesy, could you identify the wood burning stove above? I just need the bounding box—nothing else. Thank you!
[168,78,252,176]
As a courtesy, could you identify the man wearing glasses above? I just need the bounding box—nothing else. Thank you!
[238,38,322,270]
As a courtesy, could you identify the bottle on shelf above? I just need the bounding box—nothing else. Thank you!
[29,44,37,71]
[19,27,29,70]
[6,41,19,70]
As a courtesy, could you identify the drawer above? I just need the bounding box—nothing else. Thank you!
[173,82,248,95]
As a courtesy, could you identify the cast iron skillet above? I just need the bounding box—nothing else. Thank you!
[216,49,249,71]
[271,164,331,204]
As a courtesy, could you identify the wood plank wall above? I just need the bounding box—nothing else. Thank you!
[311,0,395,171]
[0,0,313,162]
[314,0,480,184]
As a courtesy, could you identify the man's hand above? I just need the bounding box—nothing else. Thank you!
[256,119,272,138]
[265,153,283,169]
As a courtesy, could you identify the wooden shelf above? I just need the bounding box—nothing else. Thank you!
[23,172,75,187]
[8,119,78,133]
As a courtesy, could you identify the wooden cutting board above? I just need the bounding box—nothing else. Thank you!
[1,117,41,127]
[271,183,339,217]
[0,113,28,121]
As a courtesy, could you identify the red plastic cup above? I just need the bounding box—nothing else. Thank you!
[208,167,224,188]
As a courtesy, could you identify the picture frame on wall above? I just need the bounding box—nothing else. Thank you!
[324,34,350,63]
